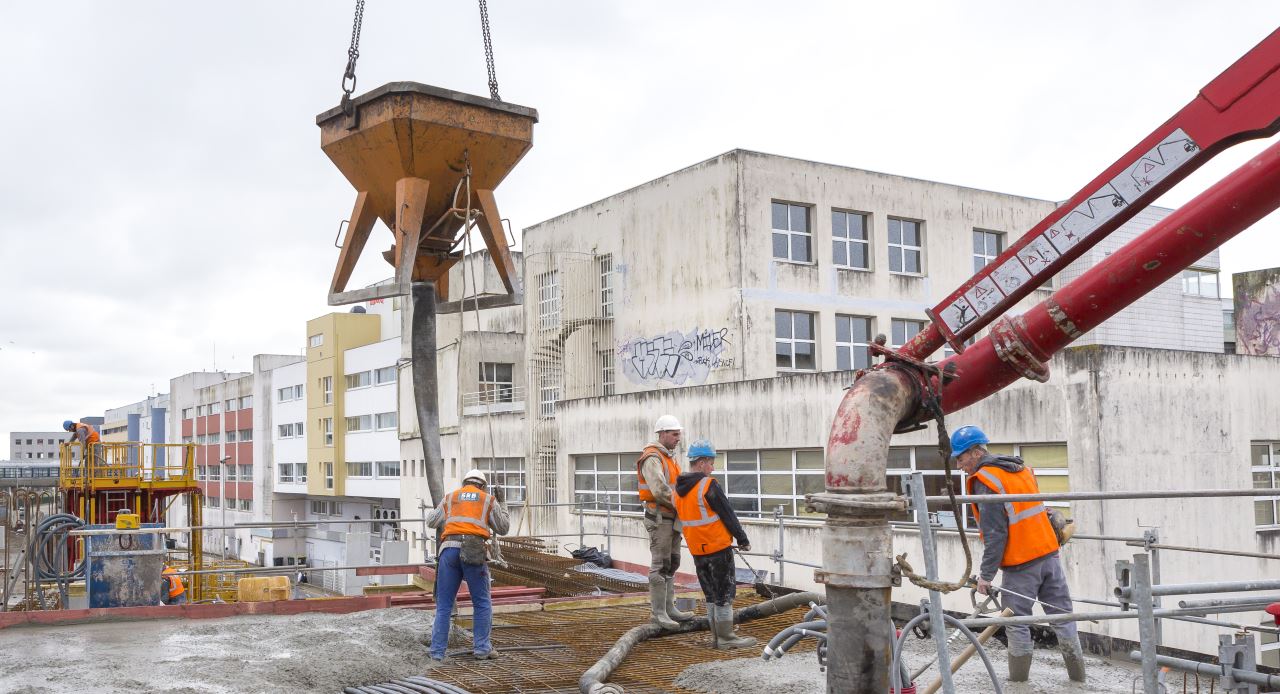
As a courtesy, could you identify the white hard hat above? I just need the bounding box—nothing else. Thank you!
[654,414,683,433]
[462,469,488,486]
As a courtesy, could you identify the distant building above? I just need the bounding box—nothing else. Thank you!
[8,432,68,462]
[102,393,170,446]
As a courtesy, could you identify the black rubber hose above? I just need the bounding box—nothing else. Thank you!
[579,591,824,694]
[404,677,473,694]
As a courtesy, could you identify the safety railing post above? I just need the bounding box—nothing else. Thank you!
[909,471,955,694]
[579,501,585,549]
[1144,528,1163,648]
[1133,552,1161,694]
[606,495,613,557]
[775,504,785,586]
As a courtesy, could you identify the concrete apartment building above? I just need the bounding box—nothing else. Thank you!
[501,149,1262,659]
[102,393,170,446]
[9,432,70,462]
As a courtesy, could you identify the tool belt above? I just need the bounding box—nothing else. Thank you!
[443,534,490,566]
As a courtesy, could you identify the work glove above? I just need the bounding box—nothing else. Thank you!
[739,543,751,552]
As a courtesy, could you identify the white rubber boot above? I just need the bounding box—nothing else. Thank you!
[648,576,678,630]
[665,578,694,622]
[712,604,756,649]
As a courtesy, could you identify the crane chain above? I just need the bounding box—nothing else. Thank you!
[478,0,501,101]
[340,0,366,115]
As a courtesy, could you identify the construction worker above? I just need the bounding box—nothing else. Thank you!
[952,425,1086,683]
[674,439,755,649]
[161,565,187,605]
[425,469,510,662]
[637,414,694,629]
[63,419,102,473]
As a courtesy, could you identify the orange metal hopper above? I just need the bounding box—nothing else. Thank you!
[316,82,538,305]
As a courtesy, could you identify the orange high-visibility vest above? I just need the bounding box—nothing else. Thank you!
[636,446,681,511]
[967,464,1059,567]
[441,485,495,539]
[163,567,185,599]
[675,476,733,556]
[74,423,101,445]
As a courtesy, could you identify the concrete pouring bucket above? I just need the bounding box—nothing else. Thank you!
[316,83,538,305]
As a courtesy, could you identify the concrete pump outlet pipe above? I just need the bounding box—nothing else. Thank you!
[578,591,824,694]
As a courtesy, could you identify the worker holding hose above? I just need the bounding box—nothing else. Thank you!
[636,415,694,629]
[674,439,755,649]
[952,425,1086,683]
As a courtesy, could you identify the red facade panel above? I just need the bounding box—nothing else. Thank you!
[237,442,252,463]
[236,482,252,500]
[181,419,193,437]
[237,409,252,430]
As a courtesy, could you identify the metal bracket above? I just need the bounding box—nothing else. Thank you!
[805,492,906,515]
[1218,633,1259,693]
[1115,559,1133,608]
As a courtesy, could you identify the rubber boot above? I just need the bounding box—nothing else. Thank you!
[648,577,679,629]
[1007,653,1032,682]
[1059,636,1087,682]
[665,578,694,622]
[712,604,756,649]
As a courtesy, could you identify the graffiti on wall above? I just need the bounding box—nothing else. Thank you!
[1236,267,1280,357]
[619,327,734,385]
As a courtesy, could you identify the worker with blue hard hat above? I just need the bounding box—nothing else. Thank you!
[673,438,754,649]
[951,424,1085,683]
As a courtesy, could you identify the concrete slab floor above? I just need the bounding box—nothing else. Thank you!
[676,635,1153,694]
[0,607,439,693]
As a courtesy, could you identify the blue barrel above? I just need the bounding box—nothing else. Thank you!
[86,523,167,608]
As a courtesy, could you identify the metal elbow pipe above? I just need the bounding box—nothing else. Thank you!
[809,368,918,694]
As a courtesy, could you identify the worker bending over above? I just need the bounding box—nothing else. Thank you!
[636,415,694,629]
[953,425,1086,683]
[674,439,755,649]
[161,565,186,605]
[63,419,102,471]
[426,470,509,661]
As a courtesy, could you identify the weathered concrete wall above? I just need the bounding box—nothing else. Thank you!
[556,345,1280,657]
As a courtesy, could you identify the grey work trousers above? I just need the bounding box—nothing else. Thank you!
[999,554,1077,656]
[644,513,681,580]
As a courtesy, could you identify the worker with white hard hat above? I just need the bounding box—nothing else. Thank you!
[426,468,510,661]
[635,414,693,629]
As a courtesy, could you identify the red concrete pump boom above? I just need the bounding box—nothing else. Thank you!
[816,27,1280,694]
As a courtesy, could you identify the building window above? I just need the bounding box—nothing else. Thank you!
[832,210,870,270]
[207,465,220,481]
[181,408,193,420]
[474,457,525,504]
[239,395,252,409]
[309,334,324,348]
[987,443,1071,517]
[207,432,221,445]
[599,254,614,318]
[538,270,561,330]
[278,463,294,484]
[310,499,341,516]
[345,371,372,390]
[888,218,923,274]
[322,418,334,446]
[324,462,334,490]
[573,454,641,512]
[600,349,615,396]
[1253,443,1280,528]
[539,376,560,417]
[277,385,302,402]
[479,362,514,403]
[225,465,237,482]
[347,461,373,478]
[374,366,397,385]
[345,415,373,433]
[775,310,816,371]
[1181,268,1219,298]
[321,376,333,404]
[207,496,219,508]
[226,430,237,443]
[771,201,812,263]
[891,318,927,348]
[238,428,252,442]
[238,499,251,512]
[886,446,964,525]
[835,315,873,371]
[208,402,221,415]
[973,229,1004,273]
[277,422,304,439]
[225,398,238,412]
[239,464,251,480]
[376,461,401,478]
[196,405,204,417]
[375,412,397,430]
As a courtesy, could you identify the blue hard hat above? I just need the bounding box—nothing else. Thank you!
[688,439,717,460]
[63,420,74,431]
[950,425,989,457]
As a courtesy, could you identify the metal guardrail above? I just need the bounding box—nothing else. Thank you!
[461,385,526,407]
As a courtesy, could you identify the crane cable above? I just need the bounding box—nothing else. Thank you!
[338,0,503,109]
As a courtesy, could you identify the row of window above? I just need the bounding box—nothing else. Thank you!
[345,412,397,433]
[277,463,307,484]
[776,310,929,372]
[346,366,397,390]
[15,437,66,446]
[537,254,615,331]
[196,464,253,481]
[277,384,304,402]
[204,497,252,511]
[182,396,254,420]
[185,428,253,445]
[345,461,401,479]
[572,443,1069,523]
[310,499,343,516]
[278,422,305,439]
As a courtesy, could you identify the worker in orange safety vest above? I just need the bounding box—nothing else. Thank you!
[674,439,754,649]
[161,565,186,605]
[954,424,1085,683]
[426,470,510,661]
[636,414,693,630]
[63,420,103,473]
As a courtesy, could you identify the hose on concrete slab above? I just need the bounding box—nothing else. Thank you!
[344,676,473,694]
[891,610,1002,694]
[578,591,824,694]
[31,513,85,609]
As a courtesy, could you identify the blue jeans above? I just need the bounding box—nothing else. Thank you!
[430,547,492,658]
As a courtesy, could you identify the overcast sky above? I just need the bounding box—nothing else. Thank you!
[2,2,1278,458]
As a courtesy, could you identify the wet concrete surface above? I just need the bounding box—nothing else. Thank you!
[0,606,438,693]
